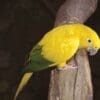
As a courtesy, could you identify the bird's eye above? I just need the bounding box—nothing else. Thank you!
[87,39,92,43]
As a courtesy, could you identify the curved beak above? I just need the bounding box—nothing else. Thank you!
[87,47,99,56]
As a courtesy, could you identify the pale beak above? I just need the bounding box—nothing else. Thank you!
[87,47,99,56]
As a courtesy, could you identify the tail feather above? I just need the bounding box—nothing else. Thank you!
[13,72,33,100]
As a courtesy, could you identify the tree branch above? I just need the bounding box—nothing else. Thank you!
[48,0,98,100]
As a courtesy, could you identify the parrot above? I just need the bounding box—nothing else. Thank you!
[13,24,100,100]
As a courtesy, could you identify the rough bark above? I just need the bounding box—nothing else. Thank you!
[48,0,98,100]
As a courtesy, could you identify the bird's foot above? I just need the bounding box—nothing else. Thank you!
[58,64,77,71]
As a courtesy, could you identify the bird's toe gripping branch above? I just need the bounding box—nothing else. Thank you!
[57,63,78,71]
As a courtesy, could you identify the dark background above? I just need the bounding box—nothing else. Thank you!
[0,0,100,100]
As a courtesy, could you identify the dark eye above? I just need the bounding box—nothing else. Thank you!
[88,39,92,43]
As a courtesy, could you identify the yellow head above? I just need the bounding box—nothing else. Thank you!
[73,24,100,55]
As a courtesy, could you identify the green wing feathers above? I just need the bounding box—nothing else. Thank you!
[13,45,54,100]
[25,45,54,72]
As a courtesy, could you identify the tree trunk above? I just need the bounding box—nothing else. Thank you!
[48,0,98,100]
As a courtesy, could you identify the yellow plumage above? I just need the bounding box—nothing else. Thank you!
[13,73,33,100]
[39,24,100,67]
[13,24,100,100]
[39,35,79,67]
